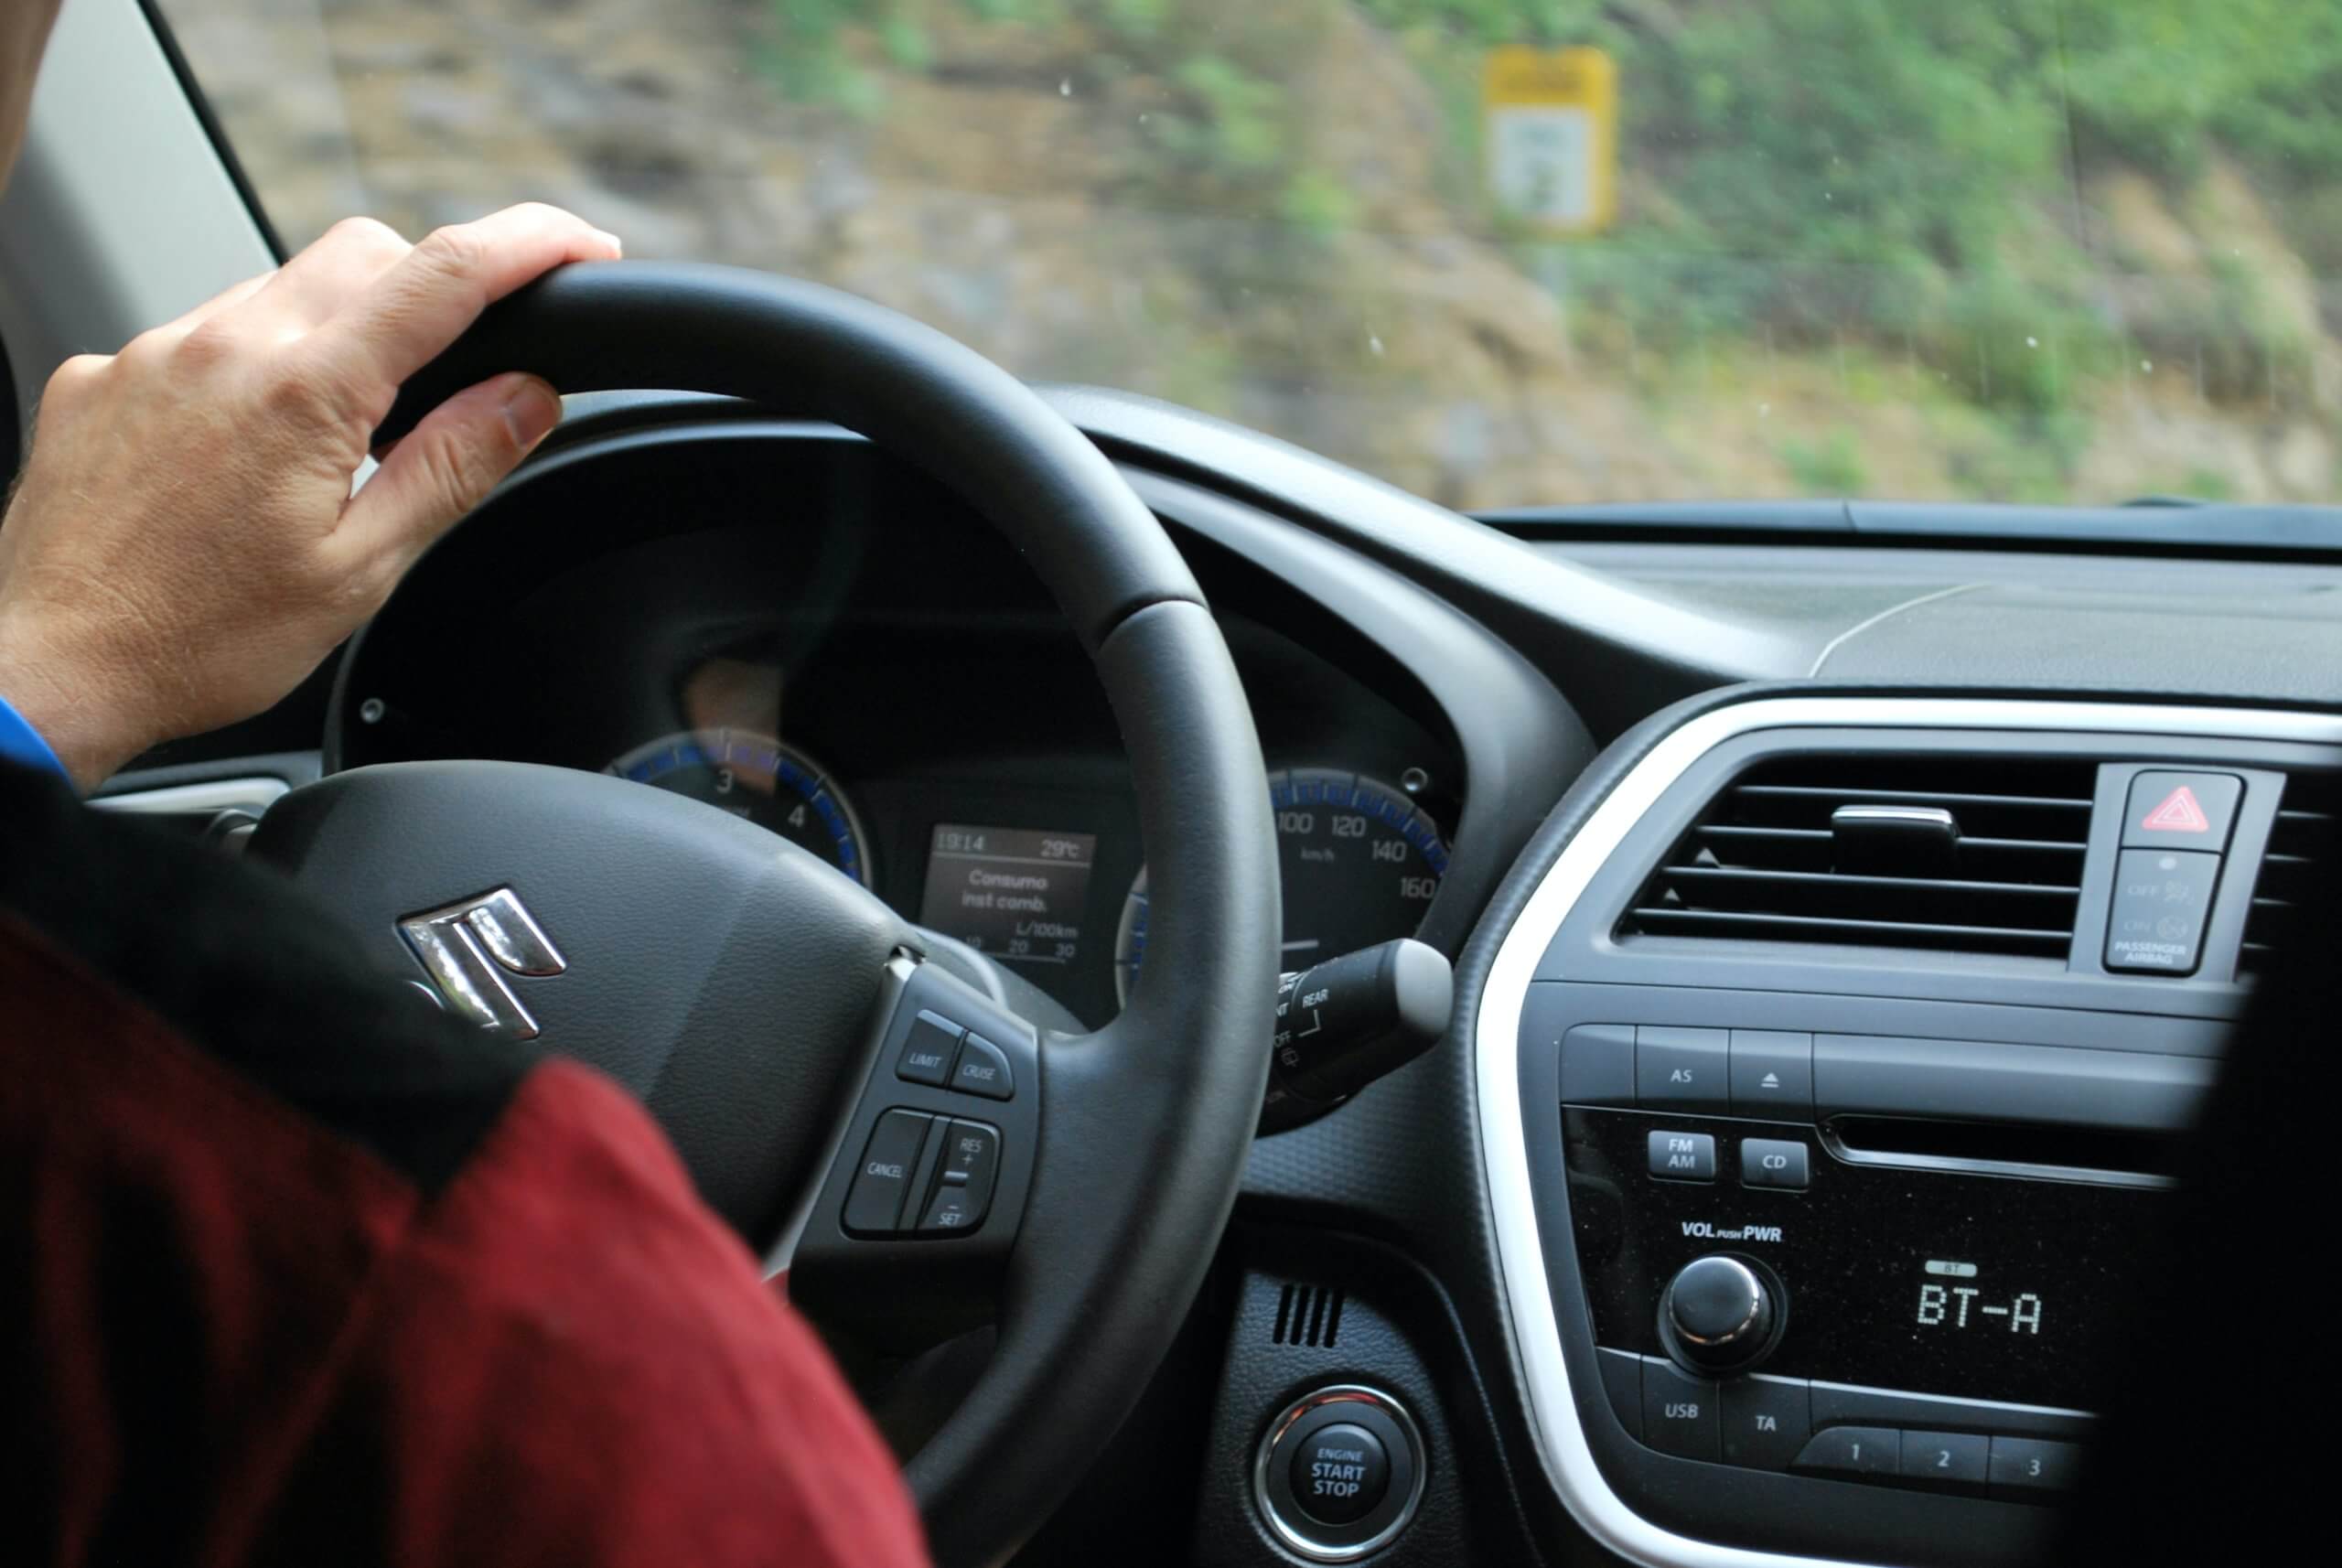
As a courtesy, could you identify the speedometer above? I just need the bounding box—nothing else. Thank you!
[1113,767,1446,1005]
[606,729,871,886]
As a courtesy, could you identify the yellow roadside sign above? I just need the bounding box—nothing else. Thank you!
[1482,46,1617,237]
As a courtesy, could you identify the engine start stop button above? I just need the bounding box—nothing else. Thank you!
[1287,1422,1391,1524]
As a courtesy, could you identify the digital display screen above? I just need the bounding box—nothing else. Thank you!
[919,824,1097,968]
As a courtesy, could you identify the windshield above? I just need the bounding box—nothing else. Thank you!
[156,0,2337,511]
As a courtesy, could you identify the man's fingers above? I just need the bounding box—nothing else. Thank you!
[312,204,621,387]
[173,270,277,331]
[247,216,412,332]
[330,371,562,568]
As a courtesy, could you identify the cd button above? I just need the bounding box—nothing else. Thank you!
[1740,1138,1810,1190]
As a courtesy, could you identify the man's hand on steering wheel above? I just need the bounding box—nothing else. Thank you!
[0,203,619,790]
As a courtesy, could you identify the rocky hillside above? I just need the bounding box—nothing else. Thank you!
[161,0,2337,509]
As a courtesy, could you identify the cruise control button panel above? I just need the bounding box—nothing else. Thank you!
[798,959,1044,1332]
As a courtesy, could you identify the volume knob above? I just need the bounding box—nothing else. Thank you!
[1661,1255,1778,1372]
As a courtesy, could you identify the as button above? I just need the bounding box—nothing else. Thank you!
[1638,1026,1729,1111]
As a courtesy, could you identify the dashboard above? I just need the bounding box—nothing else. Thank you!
[111,386,2340,1568]
[326,415,1478,1028]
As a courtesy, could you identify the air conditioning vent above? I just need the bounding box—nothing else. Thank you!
[1621,755,2096,957]
[1272,1283,1345,1348]
[2239,771,2339,977]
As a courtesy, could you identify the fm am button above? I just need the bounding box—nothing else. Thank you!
[2122,772,2241,851]
[1648,1130,1717,1182]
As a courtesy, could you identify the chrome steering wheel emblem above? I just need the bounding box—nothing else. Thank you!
[398,886,566,1039]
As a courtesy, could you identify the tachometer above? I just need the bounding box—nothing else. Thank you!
[606,729,871,886]
[1113,768,1446,1004]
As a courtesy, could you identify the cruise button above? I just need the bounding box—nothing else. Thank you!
[950,1033,1015,1100]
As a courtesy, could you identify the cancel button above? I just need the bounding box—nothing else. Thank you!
[1288,1422,1390,1525]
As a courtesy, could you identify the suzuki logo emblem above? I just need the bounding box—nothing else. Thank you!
[398,886,565,1039]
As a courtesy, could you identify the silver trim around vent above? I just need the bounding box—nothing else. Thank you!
[1474,698,2342,1568]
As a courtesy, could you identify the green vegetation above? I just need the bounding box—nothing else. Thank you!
[750,0,2337,499]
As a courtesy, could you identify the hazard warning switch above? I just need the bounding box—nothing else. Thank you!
[2122,772,2242,851]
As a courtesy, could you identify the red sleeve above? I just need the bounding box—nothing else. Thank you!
[296,1061,932,1568]
[0,917,929,1568]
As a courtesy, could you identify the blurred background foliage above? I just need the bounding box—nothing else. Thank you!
[757,0,2337,429]
[159,0,2342,505]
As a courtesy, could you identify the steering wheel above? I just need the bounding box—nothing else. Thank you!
[246,262,1282,1567]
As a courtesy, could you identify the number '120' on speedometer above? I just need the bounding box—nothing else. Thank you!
[1113,768,1447,1006]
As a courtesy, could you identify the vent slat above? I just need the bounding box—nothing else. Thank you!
[1732,785,2092,811]
[1664,866,2080,897]
[2239,772,2340,977]
[1632,907,2073,953]
[1698,825,2086,854]
[1621,753,2097,959]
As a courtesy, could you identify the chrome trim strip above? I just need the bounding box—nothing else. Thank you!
[1474,698,2342,1568]
[89,776,290,816]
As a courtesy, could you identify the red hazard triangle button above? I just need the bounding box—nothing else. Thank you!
[2141,785,2209,832]
[2122,772,2240,850]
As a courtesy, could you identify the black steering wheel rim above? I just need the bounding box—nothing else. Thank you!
[366,261,1283,1564]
